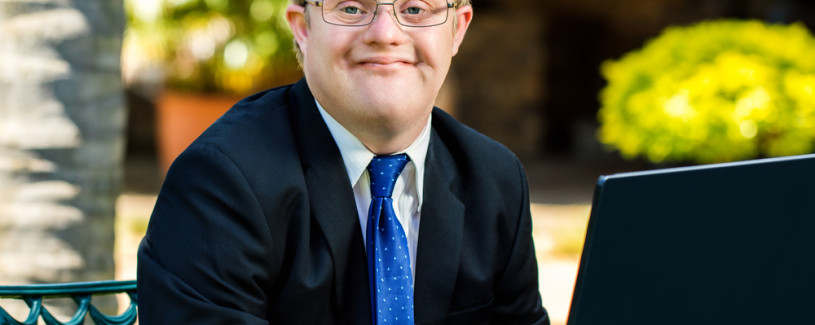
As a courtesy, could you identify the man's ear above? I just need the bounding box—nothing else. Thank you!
[451,6,473,56]
[286,4,309,56]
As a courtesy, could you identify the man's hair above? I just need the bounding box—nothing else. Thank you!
[290,0,472,66]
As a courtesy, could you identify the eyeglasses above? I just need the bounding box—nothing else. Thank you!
[304,0,457,28]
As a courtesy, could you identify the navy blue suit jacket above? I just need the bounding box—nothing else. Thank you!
[137,79,549,324]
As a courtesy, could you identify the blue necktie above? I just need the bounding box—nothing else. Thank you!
[366,154,414,324]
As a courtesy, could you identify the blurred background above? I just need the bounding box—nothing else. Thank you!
[2,0,815,323]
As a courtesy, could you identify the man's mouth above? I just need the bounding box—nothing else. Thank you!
[357,56,416,67]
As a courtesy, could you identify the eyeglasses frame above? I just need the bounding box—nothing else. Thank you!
[303,0,458,28]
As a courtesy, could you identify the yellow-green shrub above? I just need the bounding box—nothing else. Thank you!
[598,19,815,164]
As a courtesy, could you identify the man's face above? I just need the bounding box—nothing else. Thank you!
[287,2,473,137]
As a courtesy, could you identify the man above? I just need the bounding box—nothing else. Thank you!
[137,0,549,324]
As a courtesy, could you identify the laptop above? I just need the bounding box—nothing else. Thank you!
[567,154,815,325]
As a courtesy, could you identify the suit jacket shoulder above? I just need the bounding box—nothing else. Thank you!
[430,107,529,209]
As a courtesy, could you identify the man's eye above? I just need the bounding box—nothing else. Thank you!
[341,6,361,14]
[404,7,422,15]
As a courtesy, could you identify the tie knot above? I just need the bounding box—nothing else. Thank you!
[367,154,410,198]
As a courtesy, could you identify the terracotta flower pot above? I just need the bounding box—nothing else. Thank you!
[155,91,241,175]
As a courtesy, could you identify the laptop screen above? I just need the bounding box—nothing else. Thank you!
[567,154,815,325]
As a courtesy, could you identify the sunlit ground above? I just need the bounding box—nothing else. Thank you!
[533,204,591,325]
[114,194,592,325]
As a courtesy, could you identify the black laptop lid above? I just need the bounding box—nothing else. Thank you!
[567,154,815,325]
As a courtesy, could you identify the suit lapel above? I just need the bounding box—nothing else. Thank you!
[414,127,465,324]
[288,80,372,324]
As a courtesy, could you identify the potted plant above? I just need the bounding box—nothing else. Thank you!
[123,0,301,173]
[598,19,815,164]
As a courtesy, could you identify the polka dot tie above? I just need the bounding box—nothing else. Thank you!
[366,154,414,324]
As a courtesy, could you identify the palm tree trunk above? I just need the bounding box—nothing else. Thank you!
[0,0,126,298]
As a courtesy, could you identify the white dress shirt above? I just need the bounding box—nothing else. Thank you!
[315,100,430,279]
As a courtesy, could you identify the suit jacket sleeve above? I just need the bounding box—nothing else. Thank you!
[137,145,274,324]
[491,160,549,325]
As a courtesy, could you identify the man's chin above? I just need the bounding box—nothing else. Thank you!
[360,93,432,117]
[353,76,417,97]
[351,68,417,85]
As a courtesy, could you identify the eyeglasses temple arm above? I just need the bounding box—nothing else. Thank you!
[304,0,324,7]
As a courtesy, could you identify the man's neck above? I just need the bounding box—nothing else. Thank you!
[357,125,427,155]
[317,102,432,156]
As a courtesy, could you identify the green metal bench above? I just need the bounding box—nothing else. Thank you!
[0,280,137,325]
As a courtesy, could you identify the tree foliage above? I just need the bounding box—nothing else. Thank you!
[124,0,300,95]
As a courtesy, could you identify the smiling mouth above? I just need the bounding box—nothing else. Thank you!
[361,63,410,70]
[357,57,416,68]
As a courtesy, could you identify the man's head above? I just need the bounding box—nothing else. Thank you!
[286,0,473,154]
[288,0,471,65]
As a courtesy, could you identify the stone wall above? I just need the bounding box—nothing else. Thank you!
[449,0,547,159]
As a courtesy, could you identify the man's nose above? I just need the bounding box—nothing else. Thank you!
[371,3,402,25]
[364,3,407,44]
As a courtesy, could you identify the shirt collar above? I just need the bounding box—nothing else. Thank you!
[315,99,430,206]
